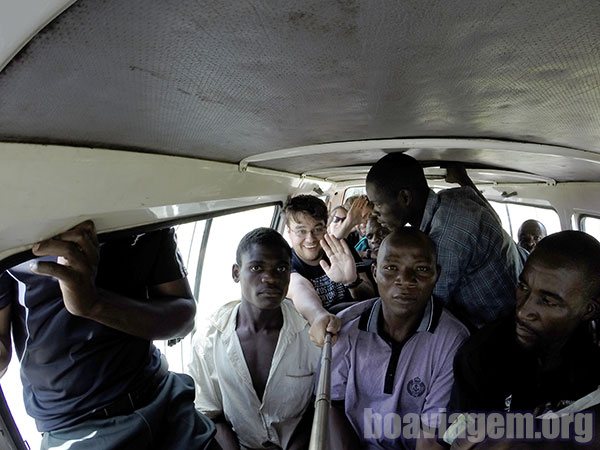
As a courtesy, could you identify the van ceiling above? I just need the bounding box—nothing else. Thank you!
[1,0,600,182]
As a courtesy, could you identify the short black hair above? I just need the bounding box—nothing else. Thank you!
[381,227,437,262]
[282,195,328,225]
[236,227,292,265]
[531,230,600,300]
[366,153,428,198]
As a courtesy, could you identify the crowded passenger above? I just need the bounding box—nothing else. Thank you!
[517,219,547,253]
[327,205,348,238]
[329,195,372,248]
[189,228,319,450]
[448,231,600,447]
[328,228,470,450]
[0,221,217,450]
[283,195,374,345]
[365,153,525,329]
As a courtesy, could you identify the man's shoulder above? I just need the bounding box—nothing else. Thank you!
[336,298,378,324]
[455,318,513,365]
[208,301,240,332]
[435,307,471,339]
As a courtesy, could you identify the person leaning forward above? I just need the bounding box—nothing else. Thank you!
[448,231,600,449]
[366,153,525,329]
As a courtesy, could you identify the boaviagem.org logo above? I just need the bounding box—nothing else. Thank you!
[363,409,594,443]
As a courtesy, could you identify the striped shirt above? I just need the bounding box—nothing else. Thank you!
[420,187,525,328]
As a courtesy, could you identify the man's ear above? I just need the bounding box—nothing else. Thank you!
[398,189,412,207]
[232,264,241,283]
[584,300,600,320]
[371,262,378,281]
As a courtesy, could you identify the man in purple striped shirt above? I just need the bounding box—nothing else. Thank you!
[329,228,469,450]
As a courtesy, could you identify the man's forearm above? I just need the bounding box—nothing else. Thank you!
[82,288,196,340]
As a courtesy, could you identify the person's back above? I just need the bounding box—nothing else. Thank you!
[425,186,524,326]
[189,228,319,450]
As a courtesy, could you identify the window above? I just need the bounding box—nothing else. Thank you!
[489,202,561,240]
[3,205,278,449]
[580,216,600,241]
[156,205,278,373]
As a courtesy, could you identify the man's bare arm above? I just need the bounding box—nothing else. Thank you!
[287,273,341,346]
[0,304,12,378]
[31,220,196,340]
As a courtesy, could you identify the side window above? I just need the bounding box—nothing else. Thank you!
[489,202,561,240]
[155,205,277,373]
[580,216,600,241]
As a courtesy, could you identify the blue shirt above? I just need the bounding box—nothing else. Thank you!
[0,228,186,431]
[420,188,525,328]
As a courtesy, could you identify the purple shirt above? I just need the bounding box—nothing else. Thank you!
[331,298,469,449]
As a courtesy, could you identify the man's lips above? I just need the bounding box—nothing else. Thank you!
[516,320,537,338]
[259,288,283,296]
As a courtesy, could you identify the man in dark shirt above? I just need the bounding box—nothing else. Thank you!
[283,195,374,346]
[0,221,216,449]
[449,230,600,447]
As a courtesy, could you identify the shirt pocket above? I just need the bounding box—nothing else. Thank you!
[270,372,316,419]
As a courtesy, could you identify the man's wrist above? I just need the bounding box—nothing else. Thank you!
[344,274,363,289]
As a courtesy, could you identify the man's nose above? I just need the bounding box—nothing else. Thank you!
[395,268,416,284]
[516,295,536,321]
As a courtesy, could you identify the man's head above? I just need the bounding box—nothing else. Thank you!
[365,215,390,259]
[283,195,328,265]
[373,228,439,319]
[233,228,292,310]
[515,230,600,352]
[517,219,547,252]
[366,153,429,230]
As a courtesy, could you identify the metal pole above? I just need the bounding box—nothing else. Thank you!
[308,333,332,450]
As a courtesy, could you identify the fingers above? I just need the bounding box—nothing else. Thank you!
[30,260,74,281]
[31,221,99,269]
[321,233,350,256]
[309,313,341,347]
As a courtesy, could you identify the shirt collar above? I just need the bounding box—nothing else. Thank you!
[358,296,441,335]
[212,299,308,337]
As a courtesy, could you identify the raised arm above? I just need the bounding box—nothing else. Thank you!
[287,273,341,346]
[320,234,375,300]
[330,196,370,240]
[31,220,195,340]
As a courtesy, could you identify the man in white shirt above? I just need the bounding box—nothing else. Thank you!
[188,227,320,450]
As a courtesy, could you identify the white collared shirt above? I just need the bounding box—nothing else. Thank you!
[188,299,320,449]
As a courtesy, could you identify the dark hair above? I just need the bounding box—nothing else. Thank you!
[531,230,600,300]
[236,227,292,265]
[366,153,428,198]
[283,195,328,225]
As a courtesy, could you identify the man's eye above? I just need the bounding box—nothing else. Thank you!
[276,266,289,273]
[384,265,396,271]
[416,266,430,272]
[250,265,261,272]
[541,297,558,307]
[517,282,529,292]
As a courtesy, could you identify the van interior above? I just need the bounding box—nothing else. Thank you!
[2,1,600,448]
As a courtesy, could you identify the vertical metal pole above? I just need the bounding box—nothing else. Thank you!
[309,333,332,450]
